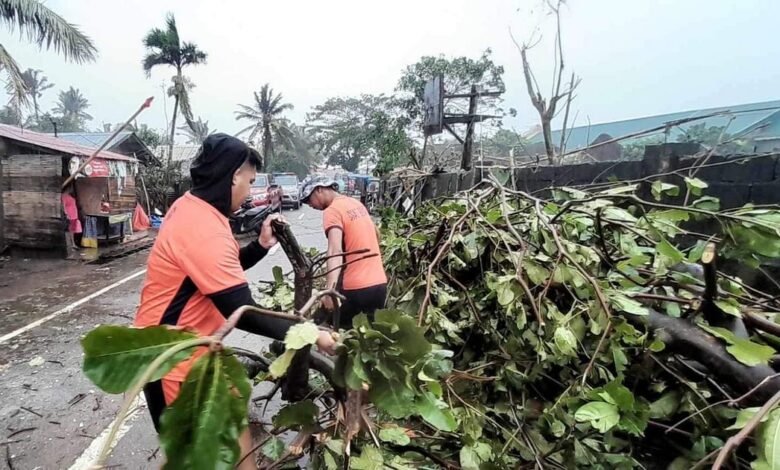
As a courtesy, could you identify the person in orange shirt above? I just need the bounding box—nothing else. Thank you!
[301,178,387,328]
[134,134,335,469]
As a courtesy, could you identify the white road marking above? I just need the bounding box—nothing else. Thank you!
[67,395,147,470]
[0,268,147,344]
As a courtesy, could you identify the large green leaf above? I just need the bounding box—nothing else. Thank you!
[554,326,578,356]
[284,322,320,350]
[378,425,411,445]
[684,177,708,196]
[756,408,780,469]
[273,400,318,429]
[574,401,620,433]
[415,391,457,432]
[372,310,432,363]
[369,376,416,418]
[699,324,775,366]
[460,442,493,470]
[351,445,384,469]
[269,349,296,378]
[649,390,681,419]
[82,325,197,393]
[607,291,649,316]
[160,352,248,470]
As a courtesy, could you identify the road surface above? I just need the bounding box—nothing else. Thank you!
[0,206,327,470]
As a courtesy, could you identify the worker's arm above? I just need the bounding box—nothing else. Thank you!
[238,241,268,270]
[325,227,344,291]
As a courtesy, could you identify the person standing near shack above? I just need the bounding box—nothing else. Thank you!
[133,134,336,468]
[61,184,82,259]
[301,177,388,328]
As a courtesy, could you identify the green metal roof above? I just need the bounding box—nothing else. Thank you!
[531,100,780,151]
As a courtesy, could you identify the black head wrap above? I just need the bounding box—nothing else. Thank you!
[189,134,261,216]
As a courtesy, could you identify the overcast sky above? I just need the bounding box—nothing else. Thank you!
[2,0,777,142]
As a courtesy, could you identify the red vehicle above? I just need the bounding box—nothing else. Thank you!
[249,172,282,210]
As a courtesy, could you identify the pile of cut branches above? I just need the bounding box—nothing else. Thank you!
[375,177,780,469]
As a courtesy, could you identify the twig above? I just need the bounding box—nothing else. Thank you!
[6,428,35,439]
[712,389,780,469]
[236,435,272,467]
[311,248,370,266]
[19,407,42,418]
[5,445,14,470]
[744,311,780,337]
[297,289,346,318]
[309,254,379,280]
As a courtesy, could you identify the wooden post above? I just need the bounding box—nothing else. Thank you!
[461,85,478,171]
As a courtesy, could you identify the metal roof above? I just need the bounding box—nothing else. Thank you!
[531,100,780,151]
[55,131,133,149]
[0,124,136,161]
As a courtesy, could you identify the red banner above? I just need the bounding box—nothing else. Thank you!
[84,158,110,177]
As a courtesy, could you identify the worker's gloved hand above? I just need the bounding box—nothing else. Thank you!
[321,294,338,312]
[259,213,286,249]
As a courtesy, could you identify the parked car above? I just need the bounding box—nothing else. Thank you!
[272,173,302,210]
[249,172,282,210]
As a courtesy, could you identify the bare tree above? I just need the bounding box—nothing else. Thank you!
[511,0,580,165]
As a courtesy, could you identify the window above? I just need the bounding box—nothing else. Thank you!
[252,174,269,188]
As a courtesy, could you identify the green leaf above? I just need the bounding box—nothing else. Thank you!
[604,382,635,411]
[272,265,284,284]
[688,240,708,262]
[378,425,411,445]
[574,401,620,433]
[684,177,708,196]
[415,391,457,432]
[608,291,650,316]
[603,206,638,223]
[699,324,775,366]
[649,390,681,419]
[692,196,720,211]
[284,322,320,350]
[651,181,679,201]
[160,352,248,470]
[369,376,416,418]
[656,238,685,265]
[648,338,666,352]
[497,281,516,306]
[269,349,296,378]
[460,442,493,470]
[351,445,384,469]
[523,260,549,285]
[554,326,578,356]
[81,325,197,394]
[260,436,286,461]
[756,408,780,469]
[714,299,741,317]
[726,407,763,430]
[273,400,318,429]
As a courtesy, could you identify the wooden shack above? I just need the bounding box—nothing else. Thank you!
[0,124,138,254]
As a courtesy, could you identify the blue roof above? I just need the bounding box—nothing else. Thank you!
[55,131,133,149]
[532,100,780,151]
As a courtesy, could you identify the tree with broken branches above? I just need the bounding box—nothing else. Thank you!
[512,0,581,165]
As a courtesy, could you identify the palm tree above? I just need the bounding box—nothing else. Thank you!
[52,86,92,130]
[20,68,53,120]
[235,84,294,170]
[142,13,207,163]
[0,0,96,105]
[178,117,212,144]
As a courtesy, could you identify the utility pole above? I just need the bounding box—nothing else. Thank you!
[460,85,479,171]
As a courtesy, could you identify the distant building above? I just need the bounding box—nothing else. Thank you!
[528,100,780,160]
[55,131,158,166]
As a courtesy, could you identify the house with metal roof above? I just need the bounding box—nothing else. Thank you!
[54,131,158,165]
[0,125,140,253]
[529,100,780,158]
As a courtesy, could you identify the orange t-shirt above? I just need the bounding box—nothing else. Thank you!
[134,192,247,382]
[323,196,387,290]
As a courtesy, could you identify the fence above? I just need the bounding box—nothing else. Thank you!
[380,144,780,211]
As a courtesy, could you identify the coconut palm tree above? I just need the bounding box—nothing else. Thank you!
[53,86,91,120]
[0,0,96,105]
[178,117,212,144]
[235,84,294,170]
[142,13,207,163]
[20,68,53,120]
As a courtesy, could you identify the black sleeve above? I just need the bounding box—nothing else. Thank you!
[239,240,269,271]
[209,284,292,341]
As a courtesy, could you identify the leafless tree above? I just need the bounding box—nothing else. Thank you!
[511,0,581,165]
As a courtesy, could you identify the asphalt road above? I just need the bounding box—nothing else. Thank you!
[0,206,327,470]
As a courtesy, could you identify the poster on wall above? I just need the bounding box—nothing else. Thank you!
[69,156,111,178]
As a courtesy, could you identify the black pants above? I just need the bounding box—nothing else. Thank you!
[338,284,387,329]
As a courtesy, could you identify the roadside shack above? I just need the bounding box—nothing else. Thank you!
[0,124,139,256]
